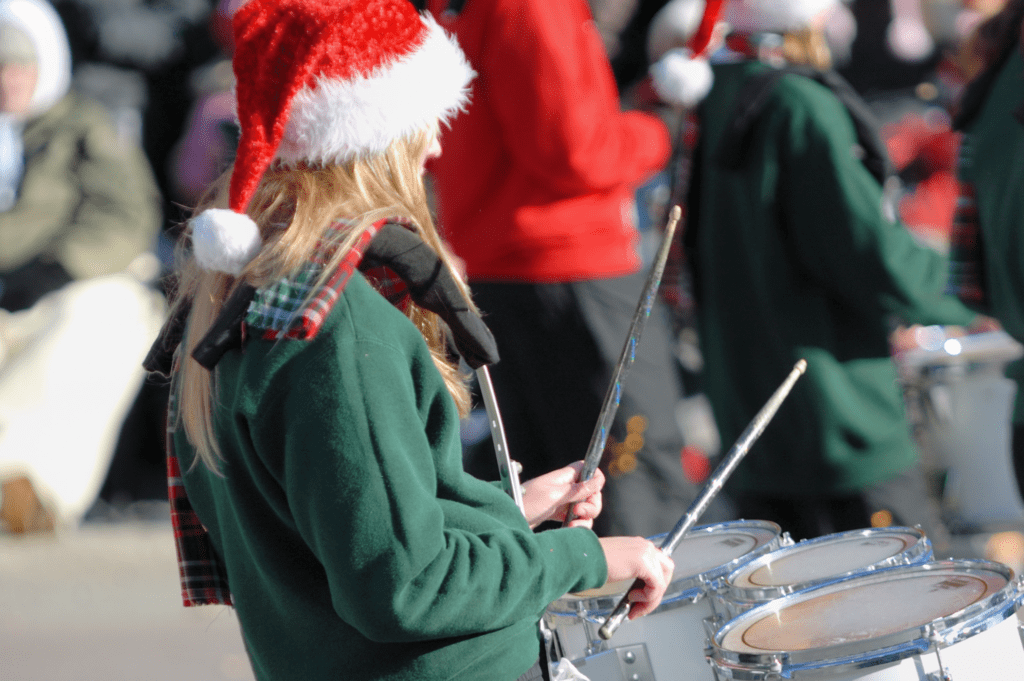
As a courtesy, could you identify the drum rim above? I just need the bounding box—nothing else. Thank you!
[549,519,786,617]
[719,526,932,605]
[709,560,1024,675]
[899,329,1024,370]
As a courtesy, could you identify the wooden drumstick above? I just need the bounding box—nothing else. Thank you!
[563,205,682,526]
[598,359,808,640]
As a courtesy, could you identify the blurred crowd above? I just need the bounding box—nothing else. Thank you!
[1,0,1022,550]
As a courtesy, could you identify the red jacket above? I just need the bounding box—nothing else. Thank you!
[426,0,670,282]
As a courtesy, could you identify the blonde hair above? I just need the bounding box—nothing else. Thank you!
[168,127,473,472]
[782,27,833,70]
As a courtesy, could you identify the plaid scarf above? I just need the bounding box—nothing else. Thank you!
[168,217,412,607]
[167,388,233,606]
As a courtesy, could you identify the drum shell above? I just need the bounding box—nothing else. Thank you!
[546,520,788,681]
[898,330,1024,526]
[709,560,1024,680]
[709,527,933,624]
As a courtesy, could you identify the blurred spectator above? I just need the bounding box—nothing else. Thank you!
[425,0,720,538]
[842,0,942,94]
[166,0,240,208]
[589,0,643,62]
[865,3,1009,254]
[650,0,983,544]
[50,0,223,230]
[0,0,164,534]
[946,0,1024,500]
[882,109,962,249]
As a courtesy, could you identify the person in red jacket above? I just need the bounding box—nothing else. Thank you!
[425,0,716,537]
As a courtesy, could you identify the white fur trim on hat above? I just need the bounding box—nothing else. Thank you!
[726,0,840,34]
[650,48,714,109]
[191,208,262,276]
[277,15,474,166]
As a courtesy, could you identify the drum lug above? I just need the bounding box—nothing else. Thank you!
[571,643,656,681]
[925,624,953,681]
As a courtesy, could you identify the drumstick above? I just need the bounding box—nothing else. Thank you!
[477,365,526,515]
[598,358,808,640]
[563,205,682,526]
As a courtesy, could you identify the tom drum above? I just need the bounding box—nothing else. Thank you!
[545,519,788,681]
[709,560,1024,680]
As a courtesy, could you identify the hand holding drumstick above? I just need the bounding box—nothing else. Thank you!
[520,462,675,617]
[521,460,605,529]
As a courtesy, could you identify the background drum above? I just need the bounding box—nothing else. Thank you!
[898,329,1024,528]
[545,519,788,681]
[710,526,933,624]
[709,559,1024,680]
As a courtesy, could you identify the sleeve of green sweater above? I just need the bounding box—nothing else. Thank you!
[254,299,607,644]
[775,77,976,328]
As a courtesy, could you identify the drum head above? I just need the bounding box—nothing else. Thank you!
[565,520,782,602]
[715,561,1015,666]
[729,527,927,590]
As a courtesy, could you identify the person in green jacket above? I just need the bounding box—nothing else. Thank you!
[649,0,984,543]
[152,2,674,680]
[947,0,1024,503]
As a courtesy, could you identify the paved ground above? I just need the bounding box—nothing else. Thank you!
[0,507,254,681]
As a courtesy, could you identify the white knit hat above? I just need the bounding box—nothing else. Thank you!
[648,0,726,108]
[192,0,475,275]
[725,0,841,34]
[0,0,72,117]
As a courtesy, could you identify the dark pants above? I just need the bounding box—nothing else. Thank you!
[0,259,72,312]
[516,658,548,681]
[469,271,725,537]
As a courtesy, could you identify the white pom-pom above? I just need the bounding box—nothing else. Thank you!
[191,208,262,275]
[650,48,714,109]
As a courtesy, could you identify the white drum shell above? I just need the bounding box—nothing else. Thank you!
[546,520,788,681]
[898,330,1024,526]
[709,560,1024,681]
[546,594,716,681]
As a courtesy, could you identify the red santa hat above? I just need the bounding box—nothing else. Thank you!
[648,0,727,108]
[192,0,475,275]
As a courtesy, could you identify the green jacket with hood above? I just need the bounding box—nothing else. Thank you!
[177,271,608,681]
[687,60,976,496]
[954,43,1024,423]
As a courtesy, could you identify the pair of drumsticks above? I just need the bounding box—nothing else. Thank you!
[477,206,807,640]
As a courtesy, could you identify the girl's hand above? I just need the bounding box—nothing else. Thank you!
[520,460,604,529]
[597,536,675,620]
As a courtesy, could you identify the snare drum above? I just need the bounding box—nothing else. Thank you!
[711,526,932,623]
[709,560,1024,680]
[898,330,1024,526]
[545,520,788,681]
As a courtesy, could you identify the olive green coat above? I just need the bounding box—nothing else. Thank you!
[0,92,160,280]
